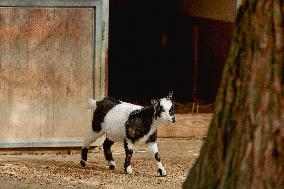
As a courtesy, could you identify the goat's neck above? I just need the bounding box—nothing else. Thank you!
[139,105,162,127]
[152,116,163,126]
[152,110,164,127]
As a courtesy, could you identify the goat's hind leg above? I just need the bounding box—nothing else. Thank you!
[80,131,103,167]
[103,137,116,170]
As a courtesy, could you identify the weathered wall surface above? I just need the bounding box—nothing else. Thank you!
[0,8,94,142]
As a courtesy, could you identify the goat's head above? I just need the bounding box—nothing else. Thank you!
[151,91,175,123]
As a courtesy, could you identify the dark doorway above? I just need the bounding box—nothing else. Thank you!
[108,0,233,104]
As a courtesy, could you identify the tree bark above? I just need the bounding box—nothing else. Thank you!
[183,0,284,188]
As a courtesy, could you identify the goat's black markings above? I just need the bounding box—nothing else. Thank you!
[155,152,161,162]
[103,138,115,170]
[146,131,157,143]
[153,101,163,120]
[80,147,88,167]
[158,169,165,177]
[123,139,133,172]
[92,97,121,132]
[125,106,156,143]
[81,148,88,161]
[169,105,174,116]
[103,138,114,161]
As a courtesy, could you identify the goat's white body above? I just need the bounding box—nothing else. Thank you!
[82,96,174,177]
[101,102,143,142]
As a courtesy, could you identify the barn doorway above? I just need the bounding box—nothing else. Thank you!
[108,0,234,109]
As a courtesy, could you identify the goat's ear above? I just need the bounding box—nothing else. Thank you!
[166,91,174,100]
[151,99,159,108]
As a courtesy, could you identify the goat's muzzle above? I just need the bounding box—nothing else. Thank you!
[172,117,176,123]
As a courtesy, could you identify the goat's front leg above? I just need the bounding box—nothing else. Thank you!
[148,142,167,176]
[123,138,134,174]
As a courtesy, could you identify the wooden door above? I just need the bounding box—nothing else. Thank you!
[0,8,95,147]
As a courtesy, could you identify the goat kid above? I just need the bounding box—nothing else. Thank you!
[80,92,175,177]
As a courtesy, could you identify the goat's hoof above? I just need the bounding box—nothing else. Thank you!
[108,161,116,170]
[80,160,86,167]
[158,169,167,177]
[125,166,133,174]
[109,164,116,170]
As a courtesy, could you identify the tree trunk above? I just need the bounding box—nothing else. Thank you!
[183,0,284,188]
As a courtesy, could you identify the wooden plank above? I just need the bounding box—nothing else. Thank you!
[157,114,213,138]
[0,0,109,100]
[0,135,105,148]
[0,147,98,154]
[0,137,105,148]
[0,8,94,142]
[0,139,86,148]
[0,0,110,148]
[180,0,237,22]
[94,0,102,99]
[100,0,109,99]
[0,0,99,7]
[0,113,212,147]
[50,8,94,138]
[91,0,109,99]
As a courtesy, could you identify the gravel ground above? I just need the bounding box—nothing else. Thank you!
[0,139,203,189]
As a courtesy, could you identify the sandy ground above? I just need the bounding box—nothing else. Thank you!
[0,139,203,189]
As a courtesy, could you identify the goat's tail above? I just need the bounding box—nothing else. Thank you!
[89,99,97,109]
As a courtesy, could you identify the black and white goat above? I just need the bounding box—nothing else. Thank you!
[80,92,175,177]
